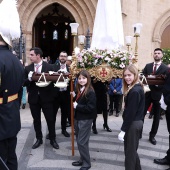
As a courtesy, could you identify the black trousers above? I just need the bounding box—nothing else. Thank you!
[124,121,143,170]
[53,91,70,131]
[165,106,170,162]
[109,94,122,113]
[29,101,56,140]
[143,92,160,137]
[0,136,17,170]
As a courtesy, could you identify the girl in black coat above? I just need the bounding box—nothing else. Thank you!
[118,64,145,170]
[72,70,97,170]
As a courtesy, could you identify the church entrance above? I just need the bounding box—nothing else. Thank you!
[33,3,75,63]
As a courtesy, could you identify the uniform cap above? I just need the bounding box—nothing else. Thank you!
[0,0,20,46]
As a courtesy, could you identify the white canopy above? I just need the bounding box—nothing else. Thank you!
[91,0,124,50]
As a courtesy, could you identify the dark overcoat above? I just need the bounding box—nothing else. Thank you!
[0,45,24,140]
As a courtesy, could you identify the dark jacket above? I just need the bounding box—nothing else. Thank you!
[0,45,24,140]
[74,89,97,120]
[24,61,55,104]
[163,69,170,105]
[92,81,108,113]
[108,78,122,95]
[121,84,145,132]
[143,62,168,100]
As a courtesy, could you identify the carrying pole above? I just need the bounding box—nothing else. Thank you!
[70,75,75,156]
[0,156,9,170]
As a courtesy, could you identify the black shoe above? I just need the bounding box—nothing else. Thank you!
[116,112,119,117]
[166,168,170,170]
[79,167,91,170]
[149,136,156,145]
[154,157,170,165]
[22,104,26,109]
[92,126,98,134]
[72,161,83,166]
[32,139,43,149]
[103,124,112,132]
[50,139,59,149]
[62,130,70,137]
[148,114,153,119]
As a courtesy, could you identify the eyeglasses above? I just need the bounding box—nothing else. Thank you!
[60,55,67,57]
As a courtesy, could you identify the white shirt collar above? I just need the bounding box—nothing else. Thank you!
[154,61,161,65]
[34,60,43,66]
[80,86,85,93]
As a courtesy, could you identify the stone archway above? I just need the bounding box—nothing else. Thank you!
[153,9,170,48]
[17,0,97,62]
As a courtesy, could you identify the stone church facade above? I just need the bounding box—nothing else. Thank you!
[17,0,170,69]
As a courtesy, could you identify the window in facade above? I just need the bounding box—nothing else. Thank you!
[65,29,68,40]
[43,30,46,39]
[53,30,58,40]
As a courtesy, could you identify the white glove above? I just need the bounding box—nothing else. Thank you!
[160,94,167,110]
[28,71,33,81]
[70,91,76,97]
[73,101,78,109]
[118,131,125,142]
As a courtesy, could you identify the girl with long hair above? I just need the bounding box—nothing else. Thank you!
[118,64,145,170]
[72,70,97,170]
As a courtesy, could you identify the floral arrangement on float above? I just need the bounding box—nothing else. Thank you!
[70,48,136,82]
[77,48,134,69]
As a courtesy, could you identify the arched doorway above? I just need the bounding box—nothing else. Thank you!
[161,25,170,48]
[33,3,75,63]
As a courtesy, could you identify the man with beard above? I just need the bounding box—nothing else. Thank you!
[48,51,70,138]
[143,48,168,145]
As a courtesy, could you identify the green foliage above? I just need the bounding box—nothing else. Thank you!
[162,49,170,65]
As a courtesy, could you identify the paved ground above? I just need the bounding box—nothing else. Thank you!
[17,105,169,170]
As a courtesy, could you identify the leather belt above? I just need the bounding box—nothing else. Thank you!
[0,93,18,104]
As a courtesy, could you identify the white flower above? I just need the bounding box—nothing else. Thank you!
[119,63,125,68]
[104,56,111,62]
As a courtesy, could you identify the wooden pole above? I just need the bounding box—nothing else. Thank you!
[70,75,75,156]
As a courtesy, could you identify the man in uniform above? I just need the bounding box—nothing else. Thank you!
[0,1,25,169]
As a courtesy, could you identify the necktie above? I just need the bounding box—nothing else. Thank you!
[153,64,157,75]
[35,64,40,73]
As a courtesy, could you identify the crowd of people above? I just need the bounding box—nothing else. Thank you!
[0,2,170,170]
[1,43,170,170]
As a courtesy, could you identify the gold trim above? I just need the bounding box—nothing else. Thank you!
[70,55,123,82]
[0,93,18,104]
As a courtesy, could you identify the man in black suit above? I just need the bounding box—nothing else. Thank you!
[53,51,70,137]
[143,48,168,145]
[154,69,170,169]
[24,47,59,149]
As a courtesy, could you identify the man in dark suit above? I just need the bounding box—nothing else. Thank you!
[0,36,24,170]
[153,69,170,169]
[143,48,168,145]
[53,51,70,137]
[24,47,59,149]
